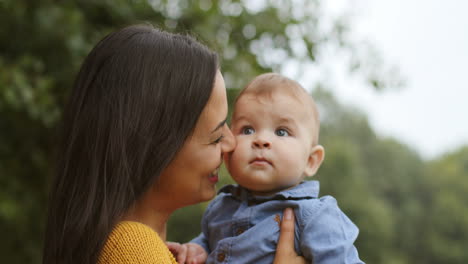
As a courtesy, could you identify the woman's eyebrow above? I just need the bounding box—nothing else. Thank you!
[211,118,227,134]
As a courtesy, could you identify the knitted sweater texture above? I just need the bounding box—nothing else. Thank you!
[98,221,177,264]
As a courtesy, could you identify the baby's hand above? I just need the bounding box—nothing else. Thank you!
[166,242,207,264]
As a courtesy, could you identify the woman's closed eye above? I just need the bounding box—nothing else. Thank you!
[211,135,224,144]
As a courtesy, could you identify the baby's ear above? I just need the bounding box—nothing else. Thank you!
[304,145,325,177]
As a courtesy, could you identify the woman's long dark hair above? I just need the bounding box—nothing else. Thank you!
[42,25,218,264]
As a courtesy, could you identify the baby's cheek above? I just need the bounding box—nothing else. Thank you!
[280,148,305,172]
[281,147,300,163]
[227,152,244,175]
[232,142,248,160]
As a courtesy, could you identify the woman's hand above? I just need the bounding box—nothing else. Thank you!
[273,208,308,264]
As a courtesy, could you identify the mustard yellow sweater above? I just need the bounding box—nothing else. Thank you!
[98,221,177,264]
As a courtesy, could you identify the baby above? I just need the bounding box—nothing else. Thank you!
[179,73,364,263]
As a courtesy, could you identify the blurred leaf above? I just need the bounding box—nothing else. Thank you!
[0,1,465,263]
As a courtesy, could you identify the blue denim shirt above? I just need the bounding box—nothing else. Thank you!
[192,181,364,264]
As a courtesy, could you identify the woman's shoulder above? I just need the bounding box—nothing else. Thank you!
[109,221,159,238]
[98,221,177,264]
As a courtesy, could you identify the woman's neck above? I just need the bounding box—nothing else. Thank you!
[122,193,173,241]
[123,210,170,240]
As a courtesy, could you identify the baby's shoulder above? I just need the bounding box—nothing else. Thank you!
[205,185,242,212]
[296,195,342,222]
[296,195,358,233]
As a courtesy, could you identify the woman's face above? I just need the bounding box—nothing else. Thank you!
[153,70,235,210]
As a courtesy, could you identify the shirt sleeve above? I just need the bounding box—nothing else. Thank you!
[299,196,364,264]
[191,232,209,253]
[190,198,217,253]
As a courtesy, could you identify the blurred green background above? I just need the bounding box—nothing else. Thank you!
[1,0,467,263]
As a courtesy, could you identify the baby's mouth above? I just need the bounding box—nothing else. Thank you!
[208,167,219,183]
[250,157,272,166]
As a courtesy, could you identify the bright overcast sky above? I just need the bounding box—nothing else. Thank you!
[311,0,468,160]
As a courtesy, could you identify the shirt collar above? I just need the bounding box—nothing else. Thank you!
[218,180,320,203]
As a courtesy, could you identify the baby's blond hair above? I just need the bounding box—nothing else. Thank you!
[234,73,320,145]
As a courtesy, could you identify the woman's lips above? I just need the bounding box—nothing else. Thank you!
[208,174,218,183]
[208,167,219,183]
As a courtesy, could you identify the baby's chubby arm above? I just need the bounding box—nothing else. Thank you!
[166,241,207,264]
[299,196,364,264]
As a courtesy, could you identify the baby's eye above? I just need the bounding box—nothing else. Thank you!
[275,128,289,137]
[242,126,255,135]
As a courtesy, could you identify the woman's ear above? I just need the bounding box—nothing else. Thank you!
[304,145,325,177]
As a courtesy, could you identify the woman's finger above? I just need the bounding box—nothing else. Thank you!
[274,208,308,264]
[277,208,295,254]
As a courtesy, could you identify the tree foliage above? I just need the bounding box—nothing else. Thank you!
[1,1,466,263]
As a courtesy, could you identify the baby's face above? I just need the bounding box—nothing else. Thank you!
[225,93,316,195]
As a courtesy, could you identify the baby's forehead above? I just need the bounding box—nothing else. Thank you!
[233,73,320,144]
[239,73,314,105]
[235,91,316,123]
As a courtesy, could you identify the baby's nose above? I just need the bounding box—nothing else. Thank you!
[253,138,271,149]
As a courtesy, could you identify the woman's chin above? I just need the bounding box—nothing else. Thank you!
[204,188,217,201]
[195,188,217,204]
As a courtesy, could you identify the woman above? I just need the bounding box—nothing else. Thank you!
[42,25,305,264]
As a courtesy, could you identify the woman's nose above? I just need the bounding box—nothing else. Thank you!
[221,126,236,153]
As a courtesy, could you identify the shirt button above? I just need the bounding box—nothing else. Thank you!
[236,227,245,235]
[217,252,226,262]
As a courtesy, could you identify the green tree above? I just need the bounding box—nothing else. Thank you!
[3,1,466,264]
[418,147,468,264]
[313,88,419,263]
